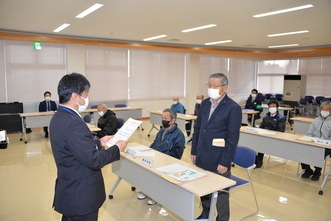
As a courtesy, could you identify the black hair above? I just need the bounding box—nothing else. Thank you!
[58,73,90,104]
[251,89,258,93]
[44,91,51,96]
[268,100,279,107]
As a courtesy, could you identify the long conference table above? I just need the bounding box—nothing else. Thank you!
[18,106,144,143]
[148,110,197,138]
[238,126,329,168]
[290,117,314,134]
[109,143,235,221]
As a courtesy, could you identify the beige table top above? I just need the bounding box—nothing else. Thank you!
[86,123,101,132]
[242,110,259,114]
[290,117,315,123]
[82,107,144,113]
[240,126,330,149]
[122,143,235,196]
[19,111,56,117]
[148,110,197,120]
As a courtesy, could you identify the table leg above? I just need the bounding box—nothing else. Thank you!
[147,124,159,137]
[20,117,28,143]
[208,192,218,221]
[109,177,122,199]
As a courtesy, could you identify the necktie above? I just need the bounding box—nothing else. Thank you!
[47,102,50,111]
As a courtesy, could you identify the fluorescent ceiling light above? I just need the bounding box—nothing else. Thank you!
[253,4,313,18]
[205,40,232,45]
[182,24,217,33]
[53,23,70,32]
[143,35,167,41]
[76,3,104,18]
[268,30,309,37]
[268,44,299,48]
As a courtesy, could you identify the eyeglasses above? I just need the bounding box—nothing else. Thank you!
[206,83,225,89]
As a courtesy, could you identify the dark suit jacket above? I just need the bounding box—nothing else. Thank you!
[191,95,242,171]
[39,100,57,112]
[50,106,120,216]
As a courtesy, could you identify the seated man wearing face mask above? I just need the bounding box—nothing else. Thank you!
[137,108,185,205]
[255,100,286,168]
[244,89,263,126]
[170,96,185,114]
[300,101,331,181]
[39,91,58,138]
[95,104,118,139]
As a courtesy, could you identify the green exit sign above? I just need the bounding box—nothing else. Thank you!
[33,42,42,50]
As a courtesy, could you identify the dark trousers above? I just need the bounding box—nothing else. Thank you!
[43,126,48,133]
[62,210,98,221]
[200,170,231,221]
[301,148,331,172]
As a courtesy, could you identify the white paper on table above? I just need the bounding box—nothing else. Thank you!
[135,151,156,157]
[256,128,276,135]
[106,118,142,147]
[0,131,6,141]
[297,136,316,142]
[127,145,156,157]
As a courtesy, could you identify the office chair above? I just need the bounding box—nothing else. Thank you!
[114,104,127,108]
[275,94,283,103]
[312,96,324,116]
[90,105,97,109]
[322,98,331,102]
[265,93,272,101]
[319,159,331,195]
[224,146,259,220]
[83,115,92,123]
[117,118,125,129]
[294,98,308,116]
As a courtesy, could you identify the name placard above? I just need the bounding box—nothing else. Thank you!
[314,139,331,146]
[141,157,154,168]
[126,148,136,158]
[245,127,257,132]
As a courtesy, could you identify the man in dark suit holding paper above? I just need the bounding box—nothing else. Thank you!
[39,91,57,138]
[191,73,242,221]
[50,73,128,221]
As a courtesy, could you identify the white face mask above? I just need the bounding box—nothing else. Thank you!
[251,94,257,99]
[77,96,89,112]
[269,107,277,114]
[45,96,51,101]
[208,88,221,100]
[173,101,178,105]
[98,111,104,117]
[196,99,202,104]
[321,110,330,118]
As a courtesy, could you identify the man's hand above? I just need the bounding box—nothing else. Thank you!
[100,135,114,147]
[115,140,128,152]
[217,165,228,174]
[190,155,196,165]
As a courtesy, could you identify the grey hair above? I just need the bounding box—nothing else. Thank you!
[98,103,107,109]
[209,73,228,85]
[163,108,177,119]
[321,101,331,109]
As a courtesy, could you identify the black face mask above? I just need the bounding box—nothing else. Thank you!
[162,120,170,128]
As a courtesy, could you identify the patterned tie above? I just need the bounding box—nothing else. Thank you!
[47,102,50,111]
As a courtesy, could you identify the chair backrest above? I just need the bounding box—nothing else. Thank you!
[118,118,125,128]
[90,105,97,109]
[114,104,127,108]
[83,114,92,123]
[315,96,325,104]
[265,93,272,100]
[275,94,283,101]
[322,97,331,102]
[304,95,314,103]
[233,146,256,169]
[299,98,308,105]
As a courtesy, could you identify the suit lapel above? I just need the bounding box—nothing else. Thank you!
[203,95,229,128]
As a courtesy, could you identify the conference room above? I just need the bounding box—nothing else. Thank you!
[0,1,331,221]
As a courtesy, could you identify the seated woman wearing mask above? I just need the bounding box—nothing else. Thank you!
[255,100,286,168]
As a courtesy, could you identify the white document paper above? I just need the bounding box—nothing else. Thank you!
[0,131,6,142]
[106,118,142,147]
[257,129,276,135]
[127,145,156,157]
[297,136,316,142]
